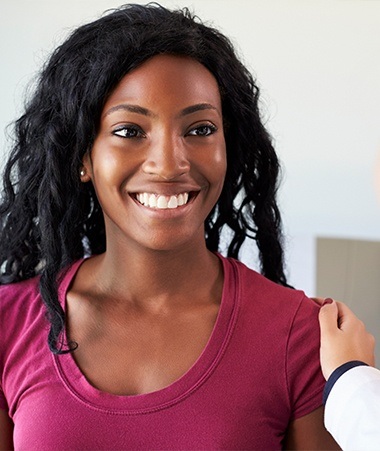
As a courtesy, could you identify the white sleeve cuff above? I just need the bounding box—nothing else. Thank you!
[325,366,380,450]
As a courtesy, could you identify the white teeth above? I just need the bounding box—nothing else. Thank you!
[148,194,157,208]
[177,193,184,206]
[168,196,178,209]
[157,195,168,209]
[136,192,191,209]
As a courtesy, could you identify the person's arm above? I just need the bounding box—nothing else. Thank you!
[0,409,13,451]
[316,298,375,379]
[284,406,339,450]
[315,298,380,450]
[324,364,380,450]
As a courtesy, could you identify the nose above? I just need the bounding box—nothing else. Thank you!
[142,135,190,180]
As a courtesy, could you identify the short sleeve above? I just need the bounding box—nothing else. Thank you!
[286,295,325,420]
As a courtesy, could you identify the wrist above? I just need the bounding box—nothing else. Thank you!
[323,360,368,404]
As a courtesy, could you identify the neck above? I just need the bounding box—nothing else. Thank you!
[84,239,222,310]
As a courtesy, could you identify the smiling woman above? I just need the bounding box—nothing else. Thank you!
[82,54,226,253]
[0,3,338,450]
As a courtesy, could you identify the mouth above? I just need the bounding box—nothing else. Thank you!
[134,192,196,210]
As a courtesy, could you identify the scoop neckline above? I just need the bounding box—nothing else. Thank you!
[53,255,239,414]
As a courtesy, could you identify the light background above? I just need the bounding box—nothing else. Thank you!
[1,0,380,295]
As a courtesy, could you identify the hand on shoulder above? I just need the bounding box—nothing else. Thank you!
[312,298,375,379]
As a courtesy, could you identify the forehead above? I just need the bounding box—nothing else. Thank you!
[102,54,222,115]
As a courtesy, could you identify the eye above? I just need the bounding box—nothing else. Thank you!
[112,125,145,139]
[186,124,218,137]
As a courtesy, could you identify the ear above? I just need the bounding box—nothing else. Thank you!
[80,152,92,183]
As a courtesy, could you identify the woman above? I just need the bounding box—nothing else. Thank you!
[0,4,338,449]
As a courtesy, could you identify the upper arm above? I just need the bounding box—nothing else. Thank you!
[0,409,13,451]
[284,406,340,450]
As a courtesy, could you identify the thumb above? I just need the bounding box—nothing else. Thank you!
[318,299,339,336]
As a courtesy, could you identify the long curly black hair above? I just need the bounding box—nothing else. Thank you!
[0,3,289,353]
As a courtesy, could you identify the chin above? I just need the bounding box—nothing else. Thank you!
[136,229,204,254]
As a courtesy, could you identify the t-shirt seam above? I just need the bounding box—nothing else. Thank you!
[285,294,324,420]
[284,294,302,411]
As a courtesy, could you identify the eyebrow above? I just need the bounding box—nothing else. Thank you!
[179,103,218,117]
[104,103,218,118]
[104,104,155,118]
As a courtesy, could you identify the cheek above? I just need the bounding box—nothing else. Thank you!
[90,144,128,185]
[212,143,227,188]
[93,157,120,183]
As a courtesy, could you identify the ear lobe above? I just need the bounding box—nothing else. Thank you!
[80,152,92,183]
[80,169,91,183]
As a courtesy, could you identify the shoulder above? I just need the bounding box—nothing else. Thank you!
[0,276,41,311]
[220,255,325,419]
[0,276,44,341]
[0,259,85,313]
[223,255,321,368]
[0,259,83,343]
[223,256,318,321]
[0,276,47,378]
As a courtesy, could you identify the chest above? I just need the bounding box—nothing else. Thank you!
[7,286,294,450]
[13,386,287,450]
[12,351,288,451]
[66,301,220,396]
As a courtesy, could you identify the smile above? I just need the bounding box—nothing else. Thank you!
[135,192,190,209]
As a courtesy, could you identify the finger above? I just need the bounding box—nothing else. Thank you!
[335,301,359,330]
[310,297,325,306]
[318,299,339,335]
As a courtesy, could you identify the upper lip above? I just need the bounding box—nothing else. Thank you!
[128,183,202,197]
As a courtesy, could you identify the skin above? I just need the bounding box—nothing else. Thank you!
[0,54,338,449]
[0,409,13,451]
[313,298,375,379]
[285,405,335,449]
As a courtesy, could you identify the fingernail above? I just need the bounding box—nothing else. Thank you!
[322,298,333,306]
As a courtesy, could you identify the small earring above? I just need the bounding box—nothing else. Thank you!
[80,169,86,177]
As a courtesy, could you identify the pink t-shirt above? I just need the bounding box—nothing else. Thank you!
[0,256,324,449]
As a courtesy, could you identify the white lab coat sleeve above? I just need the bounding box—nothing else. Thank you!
[324,365,380,450]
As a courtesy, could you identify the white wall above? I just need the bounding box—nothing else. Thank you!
[1,0,380,294]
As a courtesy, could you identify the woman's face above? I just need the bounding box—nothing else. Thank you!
[83,54,226,252]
